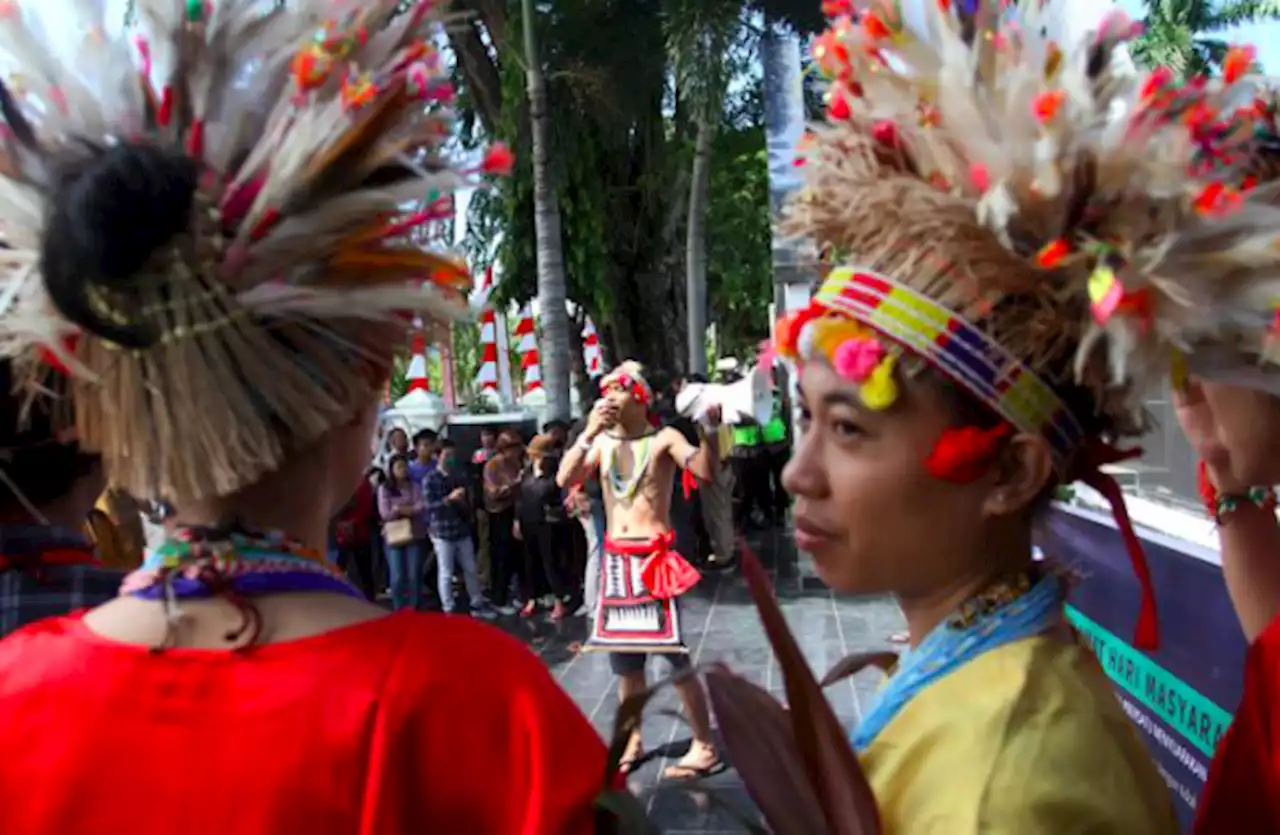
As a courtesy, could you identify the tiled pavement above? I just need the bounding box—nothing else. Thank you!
[496,528,906,834]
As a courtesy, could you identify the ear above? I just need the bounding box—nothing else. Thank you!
[980,433,1056,518]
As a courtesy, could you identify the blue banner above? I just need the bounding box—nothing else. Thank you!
[1039,505,1247,831]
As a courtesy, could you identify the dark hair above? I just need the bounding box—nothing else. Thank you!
[41,143,199,350]
[413,428,438,446]
[543,419,569,433]
[365,465,387,487]
[480,425,497,436]
[387,453,412,484]
[0,361,99,511]
[436,439,457,455]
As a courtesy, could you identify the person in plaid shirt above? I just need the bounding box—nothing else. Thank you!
[423,440,494,618]
[0,362,122,637]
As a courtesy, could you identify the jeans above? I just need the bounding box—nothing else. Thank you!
[432,536,484,614]
[385,541,424,611]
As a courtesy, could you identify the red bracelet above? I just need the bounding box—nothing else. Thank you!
[1198,460,1277,524]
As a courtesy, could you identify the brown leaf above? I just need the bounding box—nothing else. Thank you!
[705,664,830,835]
[606,679,667,782]
[738,542,883,835]
[820,652,899,689]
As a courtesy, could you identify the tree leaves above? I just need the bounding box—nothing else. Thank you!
[1131,0,1280,76]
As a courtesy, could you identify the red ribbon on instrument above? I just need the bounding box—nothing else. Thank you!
[681,468,699,500]
[606,531,702,599]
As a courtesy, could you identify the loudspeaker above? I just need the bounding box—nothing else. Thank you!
[676,364,773,426]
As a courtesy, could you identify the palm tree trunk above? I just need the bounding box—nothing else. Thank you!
[685,107,716,377]
[521,0,572,421]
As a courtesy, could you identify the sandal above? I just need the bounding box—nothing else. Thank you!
[661,741,725,781]
[618,733,645,775]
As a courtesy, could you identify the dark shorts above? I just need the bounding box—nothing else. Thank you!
[609,650,693,676]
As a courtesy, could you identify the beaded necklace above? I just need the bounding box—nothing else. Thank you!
[851,568,1063,751]
[605,433,654,504]
[120,526,364,647]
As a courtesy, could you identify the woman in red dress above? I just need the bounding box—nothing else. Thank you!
[1175,379,1280,835]
[0,2,608,833]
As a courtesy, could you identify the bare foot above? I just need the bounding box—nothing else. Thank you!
[619,732,645,774]
[662,739,724,780]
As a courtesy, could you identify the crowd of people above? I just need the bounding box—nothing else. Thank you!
[332,366,781,633]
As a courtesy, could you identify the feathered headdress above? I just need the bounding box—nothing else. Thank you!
[782,0,1280,447]
[776,0,1280,650]
[0,0,507,501]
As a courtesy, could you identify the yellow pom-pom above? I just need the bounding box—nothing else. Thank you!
[859,354,899,410]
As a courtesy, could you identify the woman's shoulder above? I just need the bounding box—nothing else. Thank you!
[388,613,554,683]
[866,636,1178,833]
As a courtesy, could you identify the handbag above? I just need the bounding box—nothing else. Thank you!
[384,517,414,547]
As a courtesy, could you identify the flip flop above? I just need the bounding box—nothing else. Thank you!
[661,758,728,781]
[618,736,646,775]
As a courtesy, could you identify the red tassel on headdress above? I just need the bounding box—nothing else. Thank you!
[1073,442,1159,651]
[923,423,1013,482]
[38,335,80,375]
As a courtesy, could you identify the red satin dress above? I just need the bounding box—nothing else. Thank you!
[0,610,608,835]
[1195,612,1280,835]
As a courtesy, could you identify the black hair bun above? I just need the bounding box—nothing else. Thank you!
[41,142,199,349]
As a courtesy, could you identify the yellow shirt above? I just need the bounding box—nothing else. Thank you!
[860,635,1179,835]
[715,425,734,460]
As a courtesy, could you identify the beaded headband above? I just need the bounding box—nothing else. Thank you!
[600,361,653,408]
[804,267,1085,469]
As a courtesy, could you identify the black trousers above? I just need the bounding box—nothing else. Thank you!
[336,543,376,601]
[488,508,518,606]
[522,521,570,601]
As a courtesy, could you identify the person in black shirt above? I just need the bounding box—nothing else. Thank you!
[514,435,569,621]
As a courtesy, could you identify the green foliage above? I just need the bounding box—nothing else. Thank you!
[706,126,772,362]
[1130,0,1280,76]
[453,0,819,374]
[389,354,408,402]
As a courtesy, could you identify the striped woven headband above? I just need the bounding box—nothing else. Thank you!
[814,267,1085,466]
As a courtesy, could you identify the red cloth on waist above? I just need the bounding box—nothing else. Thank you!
[604,531,701,599]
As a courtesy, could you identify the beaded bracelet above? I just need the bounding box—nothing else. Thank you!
[1198,460,1278,524]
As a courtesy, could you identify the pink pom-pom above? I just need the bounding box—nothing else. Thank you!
[832,338,883,382]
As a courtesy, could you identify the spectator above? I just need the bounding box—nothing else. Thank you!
[423,441,494,618]
[0,360,122,637]
[471,425,499,593]
[567,419,606,619]
[409,429,438,484]
[515,436,570,621]
[333,467,380,600]
[377,454,426,611]
[384,427,409,462]
[483,431,524,614]
[543,420,570,452]
[472,426,498,467]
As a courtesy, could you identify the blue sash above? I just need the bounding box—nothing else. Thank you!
[850,574,1065,752]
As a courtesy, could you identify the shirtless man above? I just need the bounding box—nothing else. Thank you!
[558,361,723,779]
